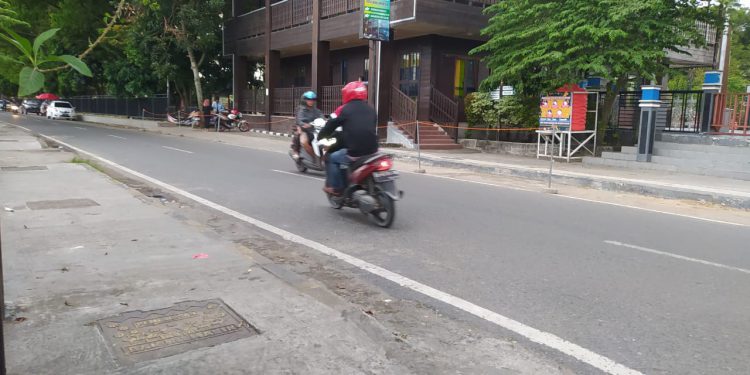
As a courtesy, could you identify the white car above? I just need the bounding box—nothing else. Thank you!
[46,101,76,120]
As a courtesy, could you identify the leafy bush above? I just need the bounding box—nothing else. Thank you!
[465,92,538,128]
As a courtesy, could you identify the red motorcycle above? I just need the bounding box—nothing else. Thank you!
[326,152,402,228]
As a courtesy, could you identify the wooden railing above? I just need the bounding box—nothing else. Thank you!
[322,0,359,18]
[429,86,459,140]
[272,0,313,31]
[391,86,419,140]
[273,87,311,115]
[321,85,344,115]
[711,93,750,135]
[238,88,266,114]
[228,9,265,41]
[441,0,497,7]
[695,20,718,46]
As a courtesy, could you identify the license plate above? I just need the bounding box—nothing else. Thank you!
[373,170,399,182]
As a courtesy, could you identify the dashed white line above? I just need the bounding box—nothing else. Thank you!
[162,146,193,154]
[30,131,642,375]
[74,127,86,130]
[108,135,127,140]
[605,240,750,275]
[271,169,324,181]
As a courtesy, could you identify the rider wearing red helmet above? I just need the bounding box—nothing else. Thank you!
[318,81,378,195]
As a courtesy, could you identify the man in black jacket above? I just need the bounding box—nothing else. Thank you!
[318,81,378,195]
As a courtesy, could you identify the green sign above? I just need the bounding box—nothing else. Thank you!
[361,0,390,41]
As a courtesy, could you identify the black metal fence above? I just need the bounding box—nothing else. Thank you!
[64,95,169,120]
[612,90,703,145]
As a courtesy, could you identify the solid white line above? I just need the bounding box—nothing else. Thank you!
[605,240,750,275]
[108,135,127,140]
[162,146,193,154]
[400,170,748,228]
[31,131,641,375]
[271,169,324,181]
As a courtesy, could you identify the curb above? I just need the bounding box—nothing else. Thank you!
[250,129,292,138]
[389,151,750,210]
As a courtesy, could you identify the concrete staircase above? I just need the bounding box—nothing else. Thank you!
[399,123,462,150]
[583,133,750,180]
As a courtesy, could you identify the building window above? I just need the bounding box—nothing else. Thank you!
[294,65,306,87]
[399,52,420,98]
[364,58,370,81]
[341,59,348,85]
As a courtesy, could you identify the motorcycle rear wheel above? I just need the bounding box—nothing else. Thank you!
[238,121,250,132]
[368,191,395,228]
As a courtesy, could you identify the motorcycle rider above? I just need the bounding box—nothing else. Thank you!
[292,91,323,160]
[318,81,378,195]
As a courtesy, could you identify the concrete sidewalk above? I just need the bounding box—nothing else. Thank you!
[0,124,568,374]
[91,120,750,210]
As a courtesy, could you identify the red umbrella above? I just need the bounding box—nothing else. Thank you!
[35,93,60,100]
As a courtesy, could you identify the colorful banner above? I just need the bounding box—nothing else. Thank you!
[539,96,572,127]
[361,0,391,41]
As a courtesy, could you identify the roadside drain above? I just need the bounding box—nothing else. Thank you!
[96,299,258,365]
[26,198,100,210]
[1,166,48,172]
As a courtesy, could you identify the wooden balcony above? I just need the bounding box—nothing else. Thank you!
[224,0,492,56]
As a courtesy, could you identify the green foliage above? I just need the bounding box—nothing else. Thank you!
[465,92,539,128]
[0,0,27,28]
[472,0,720,96]
[728,6,750,92]
[0,26,92,96]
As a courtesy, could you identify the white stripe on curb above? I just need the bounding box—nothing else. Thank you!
[27,129,642,375]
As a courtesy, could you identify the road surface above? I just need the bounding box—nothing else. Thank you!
[3,112,749,375]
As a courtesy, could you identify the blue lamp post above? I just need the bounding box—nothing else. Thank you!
[636,85,661,162]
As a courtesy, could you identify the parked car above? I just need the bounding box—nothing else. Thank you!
[46,101,76,120]
[21,99,42,115]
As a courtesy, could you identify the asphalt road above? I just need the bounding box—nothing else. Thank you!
[4,112,750,374]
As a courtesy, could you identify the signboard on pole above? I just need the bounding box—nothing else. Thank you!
[360,0,391,41]
[539,96,572,128]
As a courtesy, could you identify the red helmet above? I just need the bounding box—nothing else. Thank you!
[231,108,240,115]
[341,81,367,104]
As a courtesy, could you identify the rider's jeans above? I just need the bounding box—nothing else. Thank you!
[327,148,349,191]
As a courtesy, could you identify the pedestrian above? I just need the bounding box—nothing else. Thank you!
[202,98,212,128]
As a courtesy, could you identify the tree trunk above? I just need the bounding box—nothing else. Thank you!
[187,47,203,109]
[598,76,629,144]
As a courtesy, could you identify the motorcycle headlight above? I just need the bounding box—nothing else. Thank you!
[10,105,18,111]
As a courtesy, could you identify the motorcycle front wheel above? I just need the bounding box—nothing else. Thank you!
[368,191,395,228]
[238,121,250,132]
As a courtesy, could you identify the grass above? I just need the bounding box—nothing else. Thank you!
[70,157,107,174]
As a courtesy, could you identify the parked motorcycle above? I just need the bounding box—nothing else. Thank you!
[216,109,250,132]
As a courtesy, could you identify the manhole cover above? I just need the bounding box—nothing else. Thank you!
[96,299,258,365]
[1,166,48,171]
[26,198,99,210]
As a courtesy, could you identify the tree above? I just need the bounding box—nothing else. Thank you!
[728,6,750,92]
[0,0,126,96]
[471,0,720,133]
[139,0,227,107]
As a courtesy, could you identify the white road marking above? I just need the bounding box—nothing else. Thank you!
[162,146,193,154]
[605,240,750,275]
[271,169,324,181]
[28,131,642,375]
[108,135,127,140]
[401,170,748,228]
[74,127,86,130]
